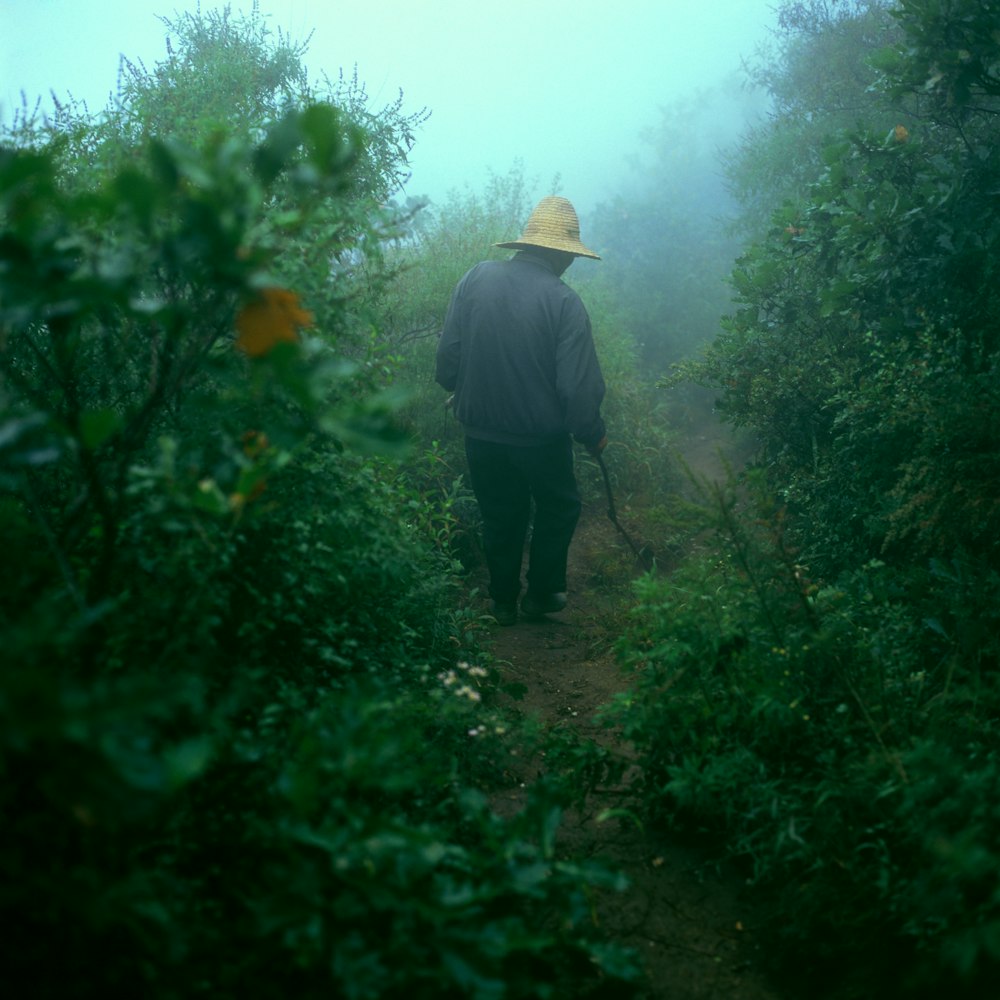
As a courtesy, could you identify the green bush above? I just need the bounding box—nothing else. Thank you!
[0,97,640,997]
[606,472,1000,997]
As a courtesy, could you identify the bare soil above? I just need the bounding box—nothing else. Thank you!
[473,424,784,999]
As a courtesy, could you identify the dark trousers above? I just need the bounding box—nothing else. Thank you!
[465,436,581,604]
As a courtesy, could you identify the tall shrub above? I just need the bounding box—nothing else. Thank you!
[0,15,641,995]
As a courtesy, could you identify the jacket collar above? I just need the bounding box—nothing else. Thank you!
[512,248,567,275]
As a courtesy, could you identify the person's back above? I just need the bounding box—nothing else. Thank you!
[437,251,604,447]
[435,196,608,626]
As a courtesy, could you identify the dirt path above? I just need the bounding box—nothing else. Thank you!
[476,424,782,999]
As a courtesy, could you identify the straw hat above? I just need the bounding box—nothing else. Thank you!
[494,196,600,260]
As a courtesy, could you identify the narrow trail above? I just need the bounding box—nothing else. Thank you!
[475,422,782,999]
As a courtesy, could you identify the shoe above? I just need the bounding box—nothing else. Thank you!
[520,591,567,618]
[491,601,518,626]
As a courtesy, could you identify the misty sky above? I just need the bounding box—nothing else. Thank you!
[0,0,778,213]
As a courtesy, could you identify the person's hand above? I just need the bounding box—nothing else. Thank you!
[586,435,608,457]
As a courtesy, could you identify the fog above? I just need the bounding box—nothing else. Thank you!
[0,0,777,214]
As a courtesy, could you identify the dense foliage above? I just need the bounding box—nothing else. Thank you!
[0,9,641,997]
[6,1,1000,997]
[611,2,1000,997]
[700,0,1000,571]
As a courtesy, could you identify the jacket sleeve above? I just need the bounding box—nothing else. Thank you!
[435,284,463,392]
[555,295,606,447]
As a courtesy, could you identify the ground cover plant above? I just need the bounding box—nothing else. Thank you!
[608,474,1000,998]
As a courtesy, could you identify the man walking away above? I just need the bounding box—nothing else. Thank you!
[435,195,608,626]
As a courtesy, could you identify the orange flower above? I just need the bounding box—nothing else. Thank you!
[235,287,313,357]
[894,124,909,143]
[241,429,270,457]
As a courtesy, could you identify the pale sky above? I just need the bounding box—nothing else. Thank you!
[0,0,778,212]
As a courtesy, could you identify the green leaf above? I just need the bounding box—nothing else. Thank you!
[253,114,303,184]
[113,168,160,228]
[147,139,179,188]
[301,103,348,172]
[191,478,230,516]
[80,409,122,450]
[164,738,212,788]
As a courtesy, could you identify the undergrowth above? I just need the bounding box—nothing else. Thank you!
[606,471,1000,999]
[0,105,642,998]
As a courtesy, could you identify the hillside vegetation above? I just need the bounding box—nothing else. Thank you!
[1,2,997,998]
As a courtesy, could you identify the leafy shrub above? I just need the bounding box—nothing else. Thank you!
[608,4,1000,996]
[0,95,639,998]
[607,473,1000,997]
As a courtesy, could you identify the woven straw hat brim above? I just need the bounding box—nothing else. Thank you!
[494,196,601,260]
[494,238,600,260]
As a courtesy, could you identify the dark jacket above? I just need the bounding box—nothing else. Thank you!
[435,251,606,447]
